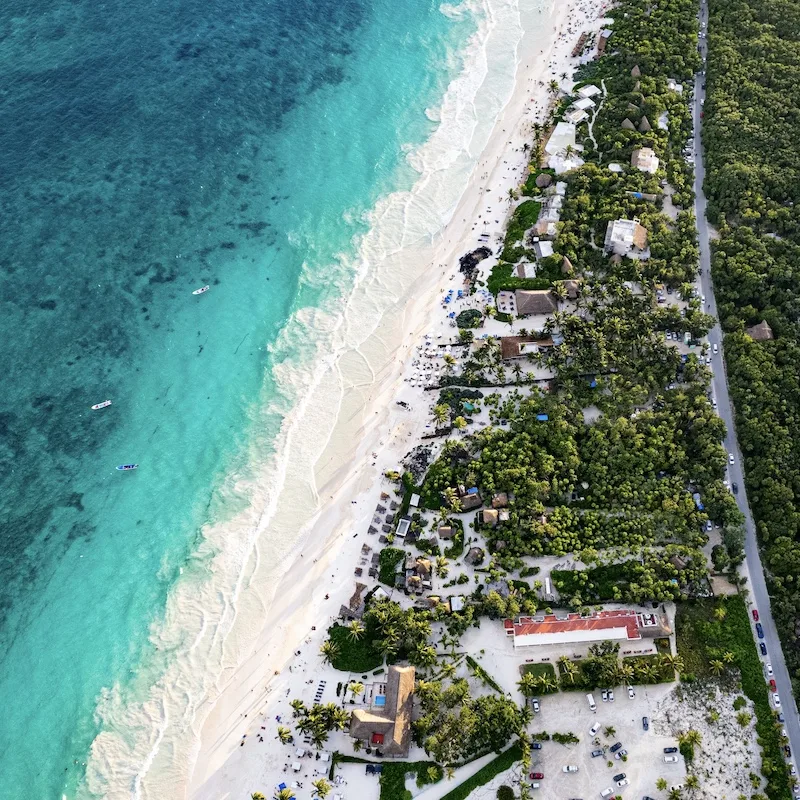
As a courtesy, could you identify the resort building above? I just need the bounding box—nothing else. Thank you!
[604,217,648,256]
[544,121,576,155]
[503,609,671,648]
[630,147,660,174]
[514,289,558,317]
[499,335,554,361]
[577,84,601,99]
[350,665,415,757]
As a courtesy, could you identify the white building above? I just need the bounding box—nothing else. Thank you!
[544,121,576,155]
[604,217,648,255]
[631,147,660,174]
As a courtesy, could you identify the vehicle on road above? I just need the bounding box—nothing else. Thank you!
[760,642,768,656]
[615,749,628,760]
[642,716,649,731]
[590,722,600,736]
[530,772,544,780]
[602,689,608,702]
[766,662,774,676]
[587,693,596,711]
[665,755,679,763]
[628,686,635,699]
[610,742,623,753]
[532,742,542,750]
[732,482,739,494]
[770,679,778,691]
[664,747,678,754]
[616,778,630,788]
[600,789,614,799]
[752,609,760,621]
[562,765,579,773]
[774,693,782,708]
[756,622,764,638]
[608,689,615,702]
[613,773,626,783]
[713,342,718,353]
[729,452,735,464]
[531,698,540,713]
[591,749,604,758]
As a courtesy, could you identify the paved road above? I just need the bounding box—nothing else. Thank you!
[693,0,800,773]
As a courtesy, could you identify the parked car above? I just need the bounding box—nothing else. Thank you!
[590,722,600,736]
[665,755,679,763]
[774,693,781,708]
[602,690,608,702]
[562,765,579,773]
[591,749,604,758]
[628,686,635,699]
[608,689,615,702]
[642,716,650,731]
[530,772,544,780]
[600,789,614,799]
[615,749,628,760]
[760,642,768,656]
[733,482,739,494]
[532,742,542,750]
[531,698,540,713]
[756,622,765,639]
[617,778,630,788]
[784,745,792,758]
[664,747,678,754]
[778,712,785,723]
[752,609,760,622]
[610,742,623,753]
[613,773,627,783]
[770,679,778,691]
[729,452,735,464]
[713,342,718,353]
[766,662,773,676]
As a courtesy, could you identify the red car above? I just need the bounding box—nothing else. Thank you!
[770,679,777,691]
[530,772,544,780]
[752,609,760,622]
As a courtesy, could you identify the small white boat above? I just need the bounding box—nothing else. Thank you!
[192,285,210,295]
[91,400,112,410]
[116,464,138,471]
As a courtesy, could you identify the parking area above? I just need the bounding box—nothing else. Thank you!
[527,685,686,799]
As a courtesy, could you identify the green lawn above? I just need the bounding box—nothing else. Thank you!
[677,596,791,799]
[379,547,406,586]
[327,624,383,673]
[520,662,558,681]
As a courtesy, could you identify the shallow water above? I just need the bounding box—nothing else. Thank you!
[0,0,474,795]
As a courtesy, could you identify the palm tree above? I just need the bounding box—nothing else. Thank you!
[276,725,293,744]
[656,777,668,791]
[661,653,684,674]
[349,681,365,703]
[290,699,306,718]
[312,778,332,798]
[435,556,450,578]
[311,726,329,750]
[668,789,683,800]
[332,707,351,731]
[252,794,266,800]
[433,404,450,425]
[320,640,340,665]
[713,605,727,621]
[518,672,538,697]
[722,651,736,664]
[685,774,699,789]
[274,790,294,800]
[548,79,560,95]
[604,726,616,738]
[352,737,363,752]
[709,659,724,676]
[347,620,365,641]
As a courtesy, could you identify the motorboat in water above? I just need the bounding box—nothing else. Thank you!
[192,285,210,295]
[91,400,112,410]
[116,464,138,471]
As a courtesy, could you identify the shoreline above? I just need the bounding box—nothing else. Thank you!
[186,0,608,796]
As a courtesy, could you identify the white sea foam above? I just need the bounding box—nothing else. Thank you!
[80,0,532,795]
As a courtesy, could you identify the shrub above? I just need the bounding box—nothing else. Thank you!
[497,786,515,800]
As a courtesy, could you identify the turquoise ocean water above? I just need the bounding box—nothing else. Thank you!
[0,0,477,796]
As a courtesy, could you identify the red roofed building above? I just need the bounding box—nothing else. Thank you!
[503,609,664,648]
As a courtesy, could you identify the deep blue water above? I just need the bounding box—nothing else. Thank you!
[0,0,472,796]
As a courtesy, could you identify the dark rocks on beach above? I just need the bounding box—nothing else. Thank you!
[535,173,553,189]
[459,247,492,278]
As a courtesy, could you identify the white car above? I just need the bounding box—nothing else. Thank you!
[617,778,630,788]
[767,663,774,677]
[601,790,614,799]
[608,689,615,702]
[602,690,608,702]
[665,755,679,763]
[628,686,635,699]
[701,294,706,303]
[562,765,579,773]
[590,722,601,736]
[713,342,719,354]
[729,453,735,464]
[774,693,782,708]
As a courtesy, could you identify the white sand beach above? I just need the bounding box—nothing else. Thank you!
[178,0,611,797]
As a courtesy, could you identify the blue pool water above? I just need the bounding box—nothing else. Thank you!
[0,0,478,796]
